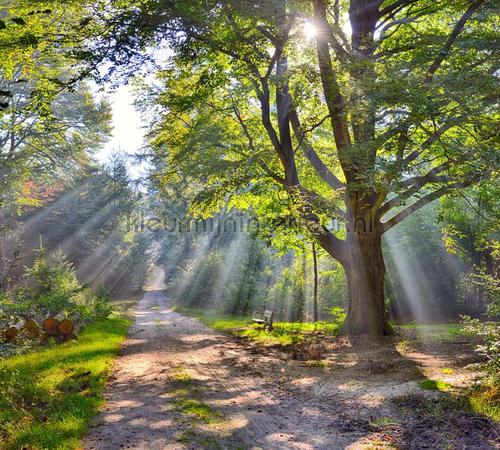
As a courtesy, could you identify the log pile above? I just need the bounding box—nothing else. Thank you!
[1,313,84,344]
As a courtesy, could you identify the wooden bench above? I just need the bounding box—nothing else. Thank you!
[252,310,274,331]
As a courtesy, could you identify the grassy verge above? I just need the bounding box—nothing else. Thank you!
[467,377,500,421]
[175,306,342,346]
[0,316,130,450]
[397,323,468,341]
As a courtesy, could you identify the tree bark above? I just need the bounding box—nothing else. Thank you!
[341,230,393,336]
[312,242,319,322]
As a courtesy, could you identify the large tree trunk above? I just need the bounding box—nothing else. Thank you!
[341,230,393,336]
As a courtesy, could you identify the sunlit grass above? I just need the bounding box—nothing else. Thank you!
[175,306,342,346]
[0,317,130,450]
[419,379,452,391]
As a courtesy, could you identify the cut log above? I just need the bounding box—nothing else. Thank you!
[43,318,60,337]
[58,319,74,336]
[22,319,42,339]
[5,326,18,342]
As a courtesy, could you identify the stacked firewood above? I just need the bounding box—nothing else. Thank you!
[0,312,84,344]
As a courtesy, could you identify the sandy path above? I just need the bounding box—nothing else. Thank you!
[85,290,498,450]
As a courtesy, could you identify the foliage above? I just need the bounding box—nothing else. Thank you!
[23,249,82,316]
[0,317,129,450]
[0,250,114,326]
[467,379,500,422]
[462,316,499,375]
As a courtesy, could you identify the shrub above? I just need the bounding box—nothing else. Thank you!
[23,249,81,316]
[461,316,499,375]
[0,250,114,327]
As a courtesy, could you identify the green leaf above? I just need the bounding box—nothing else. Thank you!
[0,20,6,30]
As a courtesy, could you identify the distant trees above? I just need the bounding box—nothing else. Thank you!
[0,82,112,210]
[0,1,111,208]
[438,181,499,313]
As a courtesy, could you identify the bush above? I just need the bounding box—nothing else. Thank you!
[461,316,499,375]
[23,249,81,316]
[0,250,114,327]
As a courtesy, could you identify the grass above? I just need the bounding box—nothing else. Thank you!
[168,365,225,449]
[397,323,467,341]
[175,306,342,346]
[169,365,223,425]
[419,379,452,391]
[0,317,130,450]
[369,416,400,428]
[467,378,500,421]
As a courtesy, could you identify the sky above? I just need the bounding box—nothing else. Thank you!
[94,84,146,180]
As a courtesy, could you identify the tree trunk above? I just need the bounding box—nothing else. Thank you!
[312,242,319,322]
[341,231,393,336]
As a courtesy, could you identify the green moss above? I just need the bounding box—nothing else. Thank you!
[169,365,223,424]
[174,398,223,423]
[0,317,130,450]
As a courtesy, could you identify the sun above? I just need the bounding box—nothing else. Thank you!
[303,21,317,39]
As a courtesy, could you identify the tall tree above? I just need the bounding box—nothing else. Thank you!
[64,0,498,334]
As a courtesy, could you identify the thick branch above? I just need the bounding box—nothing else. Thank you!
[401,115,466,167]
[298,190,347,263]
[379,0,420,17]
[230,100,285,185]
[382,177,479,231]
[289,110,344,191]
[380,160,454,214]
[425,0,484,82]
[312,0,352,177]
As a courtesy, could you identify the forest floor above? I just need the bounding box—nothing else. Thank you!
[84,290,499,450]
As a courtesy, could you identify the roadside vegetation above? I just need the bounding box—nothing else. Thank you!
[0,316,130,450]
[175,306,344,346]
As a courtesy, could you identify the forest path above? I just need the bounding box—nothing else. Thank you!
[84,290,497,450]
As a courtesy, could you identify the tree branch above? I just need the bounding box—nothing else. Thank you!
[425,0,484,83]
[401,115,467,166]
[379,0,420,17]
[382,176,480,231]
[380,160,454,214]
[312,0,352,178]
[289,110,344,191]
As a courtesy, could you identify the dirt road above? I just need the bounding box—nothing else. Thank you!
[84,290,497,450]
